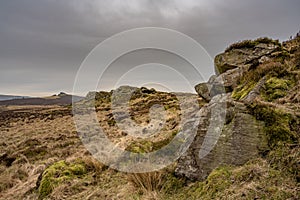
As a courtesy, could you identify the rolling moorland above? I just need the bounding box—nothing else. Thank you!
[0,95,31,101]
[0,34,299,199]
[0,92,84,106]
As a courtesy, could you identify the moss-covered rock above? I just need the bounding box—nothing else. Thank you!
[232,81,256,100]
[249,104,298,147]
[215,39,281,75]
[37,160,87,199]
[263,77,293,101]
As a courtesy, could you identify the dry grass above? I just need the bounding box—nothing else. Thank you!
[0,90,189,199]
[128,171,165,193]
[79,156,106,174]
[0,171,18,192]
[225,37,280,52]
[126,163,186,199]
[0,94,297,200]
[248,61,283,81]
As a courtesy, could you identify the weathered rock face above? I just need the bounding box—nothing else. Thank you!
[214,43,280,75]
[175,40,279,181]
[176,95,268,180]
[213,64,251,92]
[195,42,281,101]
[175,37,300,181]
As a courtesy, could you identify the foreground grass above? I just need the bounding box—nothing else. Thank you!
[33,155,298,200]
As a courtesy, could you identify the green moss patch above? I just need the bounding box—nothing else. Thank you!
[232,81,256,100]
[262,77,294,101]
[166,159,298,200]
[231,62,285,101]
[126,135,177,154]
[126,140,155,153]
[200,166,232,196]
[268,144,300,180]
[37,160,87,199]
[249,104,298,147]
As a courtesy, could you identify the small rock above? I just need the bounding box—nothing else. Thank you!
[195,83,226,102]
[259,56,270,64]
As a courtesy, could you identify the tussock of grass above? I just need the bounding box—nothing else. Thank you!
[127,167,185,198]
[0,170,18,192]
[128,171,165,193]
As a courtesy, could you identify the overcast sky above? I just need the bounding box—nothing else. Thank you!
[0,0,299,96]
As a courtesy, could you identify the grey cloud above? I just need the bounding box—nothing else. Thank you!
[0,0,299,95]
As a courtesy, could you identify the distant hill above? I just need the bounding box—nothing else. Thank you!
[0,92,84,105]
[0,94,31,101]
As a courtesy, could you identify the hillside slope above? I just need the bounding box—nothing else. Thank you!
[0,35,299,200]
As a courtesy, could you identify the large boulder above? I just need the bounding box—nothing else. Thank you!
[215,42,281,75]
[196,40,281,101]
[175,95,268,181]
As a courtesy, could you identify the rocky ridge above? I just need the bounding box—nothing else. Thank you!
[176,37,300,182]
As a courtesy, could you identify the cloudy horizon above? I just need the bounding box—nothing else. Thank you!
[1,0,299,96]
